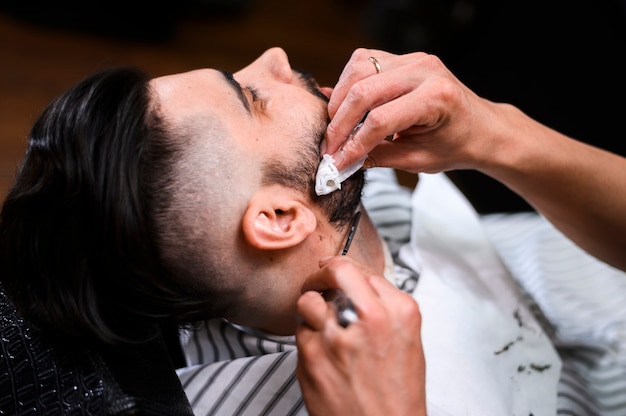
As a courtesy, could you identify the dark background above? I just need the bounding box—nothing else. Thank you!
[366,0,626,212]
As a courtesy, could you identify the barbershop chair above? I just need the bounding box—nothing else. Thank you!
[0,283,194,415]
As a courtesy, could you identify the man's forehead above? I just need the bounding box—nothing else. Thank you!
[151,68,215,94]
[149,68,241,121]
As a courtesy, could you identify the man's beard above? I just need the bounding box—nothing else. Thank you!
[311,118,365,226]
[270,69,367,227]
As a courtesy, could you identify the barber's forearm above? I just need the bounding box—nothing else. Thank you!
[480,103,626,271]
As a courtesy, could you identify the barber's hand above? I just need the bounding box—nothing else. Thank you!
[295,256,426,416]
[322,47,499,174]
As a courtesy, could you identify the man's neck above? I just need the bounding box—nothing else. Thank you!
[346,209,385,275]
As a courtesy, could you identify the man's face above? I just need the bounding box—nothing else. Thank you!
[149,48,366,333]
[152,46,364,229]
[151,47,331,174]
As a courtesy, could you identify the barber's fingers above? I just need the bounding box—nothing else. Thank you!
[319,86,333,99]
[325,51,460,171]
[297,256,422,335]
[325,65,443,168]
[296,290,333,332]
[328,79,447,169]
[298,256,414,332]
[295,288,350,365]
[360,129,457,174]
[325,49,431,149]
[367,275,422,333]
[296,256,425,416]
[327,48,423,120]
[325,57,423,159]
[303,256,387,308]
[297,257,378,330]
[328,88,437,171]
[358,79,480,174]
[297,258,366,334]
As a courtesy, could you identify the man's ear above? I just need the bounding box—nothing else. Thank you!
[242,189,317,250]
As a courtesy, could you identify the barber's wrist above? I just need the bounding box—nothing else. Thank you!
[476,102,533,178]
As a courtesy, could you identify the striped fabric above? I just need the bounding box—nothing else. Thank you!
[177,169,626,415]
[482,212,626,416]
[178,321,302,416]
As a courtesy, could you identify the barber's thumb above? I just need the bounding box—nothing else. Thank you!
[296,291,328,330]
[319,138,329,157]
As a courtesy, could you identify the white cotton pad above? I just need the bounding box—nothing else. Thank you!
[315,153,366,196]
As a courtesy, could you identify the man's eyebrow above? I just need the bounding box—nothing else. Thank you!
[219,70,251,114]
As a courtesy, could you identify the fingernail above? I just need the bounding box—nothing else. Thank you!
[330,148,346,171]
[320,139,328,156]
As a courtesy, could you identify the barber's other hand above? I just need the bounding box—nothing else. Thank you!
[323,47,500,174]
[295,256,426,416]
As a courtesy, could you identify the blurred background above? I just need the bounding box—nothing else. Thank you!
[0,0,374,203]
[1,0,625,212]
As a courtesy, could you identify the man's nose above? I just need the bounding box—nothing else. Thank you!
[260,47,293,83]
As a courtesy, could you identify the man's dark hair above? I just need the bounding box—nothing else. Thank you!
[0,66,365,346]
[0,67,210,345]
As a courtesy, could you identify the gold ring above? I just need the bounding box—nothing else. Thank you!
[369,56,382,74]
